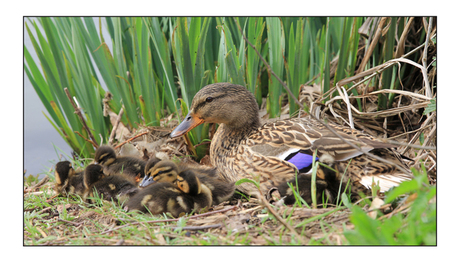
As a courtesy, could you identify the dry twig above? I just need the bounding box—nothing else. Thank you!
[108,107,124,145]
[254,190,307,242]
[114,131,148,149]
[75,131,99,148]
[64,88,99,148]
[422,17,433,98]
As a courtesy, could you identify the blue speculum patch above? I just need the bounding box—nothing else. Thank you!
[285,152,319,173]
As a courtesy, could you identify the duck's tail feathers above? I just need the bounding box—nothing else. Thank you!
[359,173,412,192]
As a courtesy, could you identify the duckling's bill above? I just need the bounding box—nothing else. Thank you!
[170,112,204,138]
[139,175,155,188]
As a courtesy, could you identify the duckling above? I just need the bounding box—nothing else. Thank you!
[125,169,212,217]
[54,161,85,196]
[139,159,177,188]
[124,181,191,217]
[278,168,337,205]
[176,169,213,210]
[140,160,235,205]
[83,164,139,204]
[93,145,146,182]
[183,165,235,205]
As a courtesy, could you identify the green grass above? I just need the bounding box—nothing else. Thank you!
[24,164,436,245]
[343,168,436,245]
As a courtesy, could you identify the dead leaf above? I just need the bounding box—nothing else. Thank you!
[367,197,385,219]
[56,204,72,214]
[224,213,251,233]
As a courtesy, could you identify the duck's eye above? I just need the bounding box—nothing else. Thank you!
[205,97,213,103]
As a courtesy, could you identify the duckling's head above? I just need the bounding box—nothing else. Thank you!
[176,170,202,195]
[55,161,75,186]
[170,83,260,138]
[83,164,106,189]
[94,145,117,166]
[139,160,179,188]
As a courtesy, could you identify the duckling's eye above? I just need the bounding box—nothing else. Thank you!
[205,97,213,103]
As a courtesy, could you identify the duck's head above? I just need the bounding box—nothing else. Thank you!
[94,145,116,166]
[55,161,75,186]
[170,83,260,138]
[176,170,202,196]
[139,160,179,188]
[83,164,106,189]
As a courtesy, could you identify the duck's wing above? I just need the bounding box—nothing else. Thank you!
[215,144,298,195]
[246,118,395,162]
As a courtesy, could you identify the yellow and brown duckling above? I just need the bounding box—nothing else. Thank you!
[94,145,146,182]
[83,164,139,204]
[139,160,235,205]
[139,159,177,188]
[185,165,235,205]
[170,83,413,201]
[54,160,85,196]
[176,169,213,211]
[124,168,212,218]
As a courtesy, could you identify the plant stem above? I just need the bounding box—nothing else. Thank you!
[64,88,99,148]
[422,17,433,98]
[109,107,124,145]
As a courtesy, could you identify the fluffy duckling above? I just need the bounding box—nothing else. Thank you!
[54,161,85,196]
[184,165,235,205]
[93,145,146,182]
[124,182,191,217]
[125,169,212,217]
[139,159,177,188]
[278,169,334,205]
[83,164,139,204]
[176,169,213,209]
[139,160,235,205]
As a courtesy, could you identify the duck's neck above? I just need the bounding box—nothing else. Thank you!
[221,116,261,141]
[210,118,259,162]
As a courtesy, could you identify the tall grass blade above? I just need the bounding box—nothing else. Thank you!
[266,17,285,118]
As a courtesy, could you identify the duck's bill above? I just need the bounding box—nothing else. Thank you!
[139,176,155,188]
[170,112,204,138]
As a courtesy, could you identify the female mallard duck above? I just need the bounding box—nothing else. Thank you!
[170,83,413,200]
[83,164,139,204]
[94,145,146,182]
[54,161,85,196]
[140,160,235,205]
[124,168,212,217]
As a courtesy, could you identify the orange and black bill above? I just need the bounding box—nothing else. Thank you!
[170,112,204,138]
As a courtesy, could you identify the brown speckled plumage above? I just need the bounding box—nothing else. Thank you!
[170,83,413,200]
